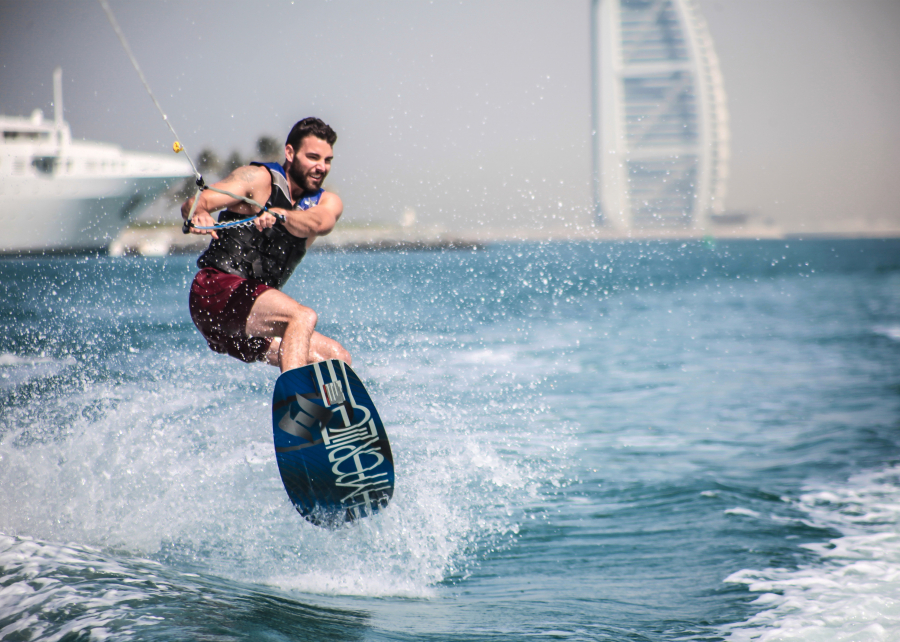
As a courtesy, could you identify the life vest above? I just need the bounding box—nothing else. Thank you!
[196,162,323,289]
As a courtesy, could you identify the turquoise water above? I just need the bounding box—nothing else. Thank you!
[1,239,899,641]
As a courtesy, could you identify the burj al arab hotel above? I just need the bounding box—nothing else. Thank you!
[591,0,730,230]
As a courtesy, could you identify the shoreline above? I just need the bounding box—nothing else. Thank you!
[1,224,897,258]
[108,223,900,257]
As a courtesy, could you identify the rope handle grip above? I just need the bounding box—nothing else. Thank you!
[182,183,284,234]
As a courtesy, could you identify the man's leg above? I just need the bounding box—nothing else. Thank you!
[247,289,350,371]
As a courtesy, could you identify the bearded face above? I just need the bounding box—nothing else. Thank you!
[286,136,333,194]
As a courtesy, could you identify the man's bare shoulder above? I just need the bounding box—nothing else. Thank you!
[319,190,342,207]
[317,190,343,218]
[221,164,270,186]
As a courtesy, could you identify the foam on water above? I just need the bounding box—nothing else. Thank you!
[0,334,561,604]
[0,535,176,641]
[0,353,73,367]
[723,466,900,641]
[0,352,78,388]
[873,325,900,342]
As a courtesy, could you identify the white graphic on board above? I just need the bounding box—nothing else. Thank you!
[314,361,392,516]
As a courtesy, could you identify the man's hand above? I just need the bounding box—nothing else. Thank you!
[181,196,219,240]
[254,209,285,232]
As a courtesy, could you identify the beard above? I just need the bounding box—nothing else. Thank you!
[287,161,324,194]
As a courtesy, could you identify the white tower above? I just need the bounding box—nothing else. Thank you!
[591,0,729,230]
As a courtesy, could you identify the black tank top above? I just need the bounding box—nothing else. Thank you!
[196,162,323,289]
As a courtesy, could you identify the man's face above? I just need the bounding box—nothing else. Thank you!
[286,136,333,193]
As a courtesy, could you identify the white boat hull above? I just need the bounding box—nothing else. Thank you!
[0,175,185,254]
[1,72,194,255]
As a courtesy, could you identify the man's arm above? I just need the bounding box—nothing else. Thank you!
[180,165,272,239]
[264,191,343,247]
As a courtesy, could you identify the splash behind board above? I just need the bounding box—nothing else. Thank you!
[272,359,394,527]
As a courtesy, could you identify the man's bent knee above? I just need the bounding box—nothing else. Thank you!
[288,304,317,332]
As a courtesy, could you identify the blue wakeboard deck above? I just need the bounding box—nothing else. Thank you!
[272,359,394,527]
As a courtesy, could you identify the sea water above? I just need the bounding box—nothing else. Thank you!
[0,238,898,641]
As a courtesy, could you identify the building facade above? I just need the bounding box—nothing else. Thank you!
[591,0,729,230]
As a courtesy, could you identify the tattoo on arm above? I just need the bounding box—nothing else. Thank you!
[224,166,258,184]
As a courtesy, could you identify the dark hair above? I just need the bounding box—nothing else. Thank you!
[285,117,337,150]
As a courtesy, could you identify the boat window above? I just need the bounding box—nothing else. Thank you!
[32,156,58,175]
[3,131,50,141]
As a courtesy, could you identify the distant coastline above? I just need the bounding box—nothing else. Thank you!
[102,221,900,257]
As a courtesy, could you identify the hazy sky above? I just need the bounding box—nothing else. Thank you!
[2,0,899,234]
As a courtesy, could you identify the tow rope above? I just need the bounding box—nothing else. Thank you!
[99,0,278,234]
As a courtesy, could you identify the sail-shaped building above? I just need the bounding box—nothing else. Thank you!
[591,0,729,230]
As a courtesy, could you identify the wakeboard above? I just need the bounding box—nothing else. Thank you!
[272,359,394,527]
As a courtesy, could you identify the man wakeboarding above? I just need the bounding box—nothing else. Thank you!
[181,117,350,372]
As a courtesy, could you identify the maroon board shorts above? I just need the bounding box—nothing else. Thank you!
[189,267,273,363]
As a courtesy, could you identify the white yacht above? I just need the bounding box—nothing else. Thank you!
[0,68,192,254]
